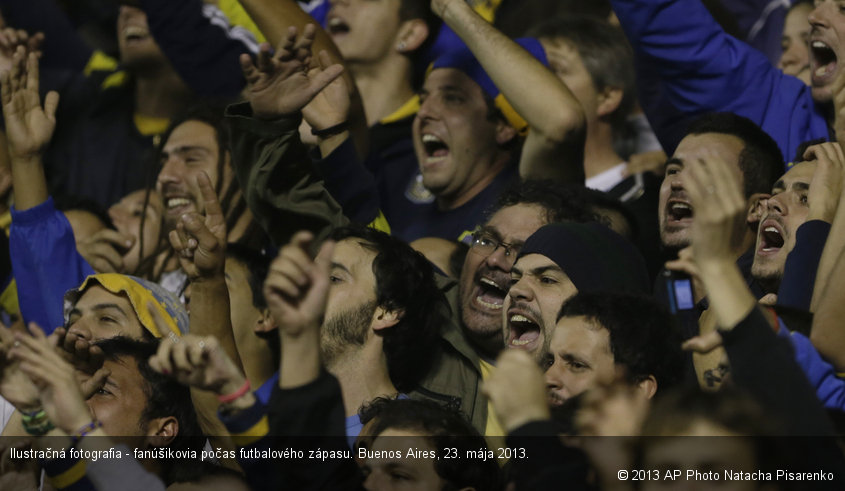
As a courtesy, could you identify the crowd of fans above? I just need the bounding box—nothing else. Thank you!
[0,0,843,489]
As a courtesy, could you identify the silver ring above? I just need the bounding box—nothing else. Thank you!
[198,340,206,350]
[168,332,180,343]
[13,341,20,348]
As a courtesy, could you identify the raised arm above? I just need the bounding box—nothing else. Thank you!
[235,0,367,155]
[811,231,845,371]
[228,25,349,247]
[264,231,332,389]
[2,47,100,333]
[168,172,243,372]
[777,143,843,311]
[609,0,826,162]
[1,47,56,211]
[683,155,837,437]
[433,0,585,182]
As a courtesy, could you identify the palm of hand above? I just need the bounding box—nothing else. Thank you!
[248,62,316,118]
[4,90,54,160]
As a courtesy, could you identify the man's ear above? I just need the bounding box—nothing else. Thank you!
[637,375,658,400]
[255,308,277,333]
[371,306,403,332]
[596,87,624,119]
[395,19,429,53]
[146,416,178,448]
[495,119,518,146]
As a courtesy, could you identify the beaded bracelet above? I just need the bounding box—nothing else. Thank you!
[71,420,103,446]
[217,379,250,404]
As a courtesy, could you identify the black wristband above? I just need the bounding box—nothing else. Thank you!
[311,121,349,138]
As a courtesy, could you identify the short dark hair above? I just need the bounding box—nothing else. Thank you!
[330,226,447,392]
[94,337,205,485]
[365,398,501,491]
[489,179,599,225]
[557,292,685,393]
[529,16,635,135]
[398,0,440,30]
[686,112,784,197]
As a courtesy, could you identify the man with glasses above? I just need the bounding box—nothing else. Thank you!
[410,180,595,435]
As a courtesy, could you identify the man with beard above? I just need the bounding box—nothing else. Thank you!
[412,181,596,434]
[502,222,650,364]
[260,226,445,441]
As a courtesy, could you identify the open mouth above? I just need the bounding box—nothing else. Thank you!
[507,309,540,349]
[811,40,838,84]
[123,25,150,44]
[164,196,194,216]
[758,221,785,254]
[421,134,450,165]
[667,200,693,222]
[327,17,350,36]
[473,276,508,311]
[547,390,566,407]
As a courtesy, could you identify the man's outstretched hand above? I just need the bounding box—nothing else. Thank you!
[241,24,344,120]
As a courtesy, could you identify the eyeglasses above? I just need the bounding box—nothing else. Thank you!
[469,230,521,258]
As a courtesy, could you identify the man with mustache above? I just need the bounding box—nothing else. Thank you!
[502,222,650,364]
[411,180,596,434]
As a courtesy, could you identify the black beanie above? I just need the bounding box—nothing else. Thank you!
[516,222,649,294]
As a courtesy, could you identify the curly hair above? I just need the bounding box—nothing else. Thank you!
[330,226,447,392]
[488,179,599,225]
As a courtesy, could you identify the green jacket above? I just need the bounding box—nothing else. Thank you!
[225,102,349,247]
[226,102,487,433]
[410,276,487,434]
